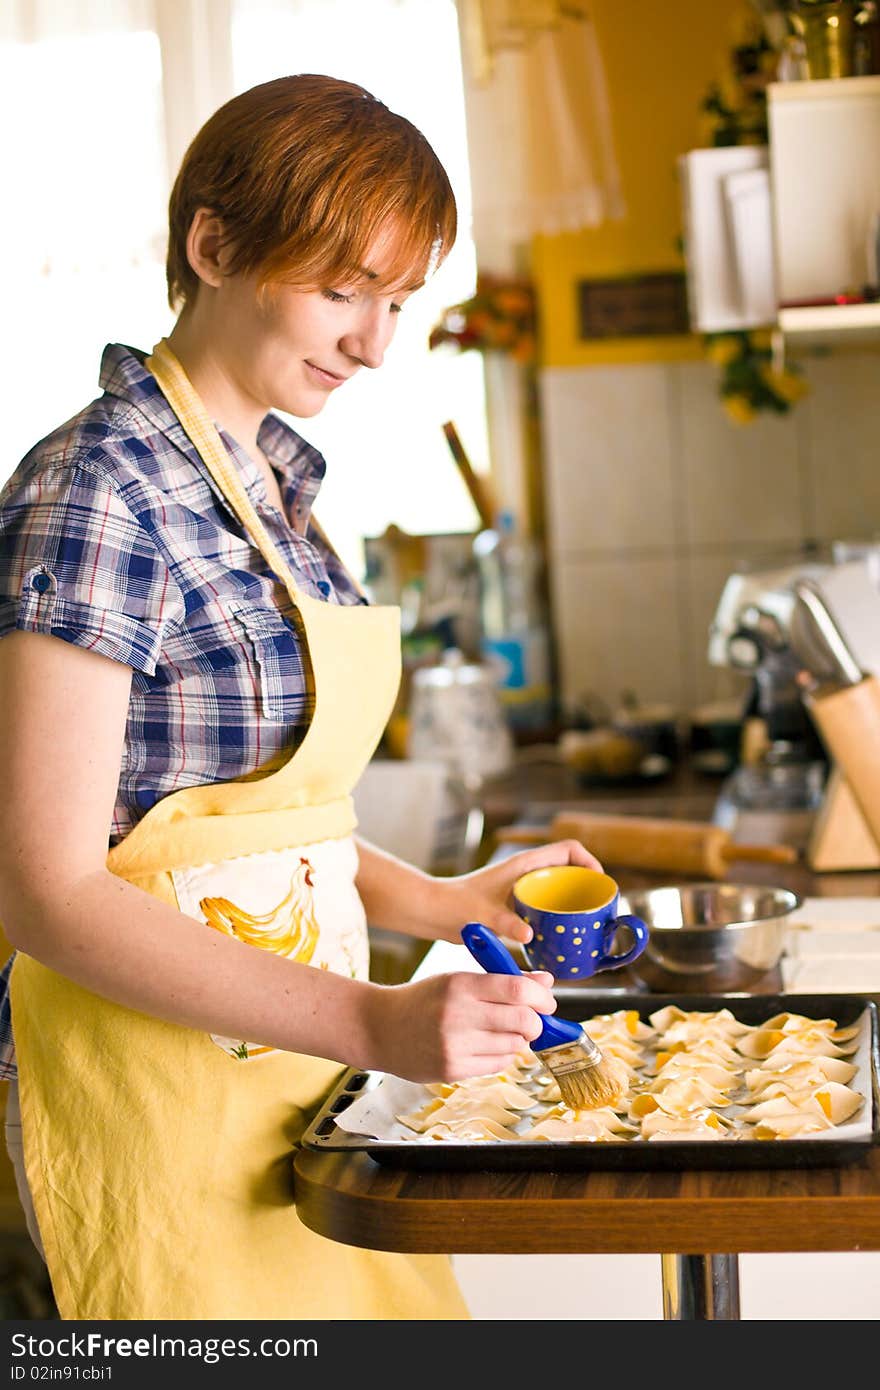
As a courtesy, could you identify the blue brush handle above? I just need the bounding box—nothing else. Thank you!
[461,922,583,1054]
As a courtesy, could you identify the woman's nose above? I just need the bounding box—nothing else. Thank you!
[340,308,393,369]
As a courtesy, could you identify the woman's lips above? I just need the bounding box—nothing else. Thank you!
[305,360,347,388]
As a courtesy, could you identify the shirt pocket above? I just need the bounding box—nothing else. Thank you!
[230,601,304,723]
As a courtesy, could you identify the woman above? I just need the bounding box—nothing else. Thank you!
[0,74,598,1320]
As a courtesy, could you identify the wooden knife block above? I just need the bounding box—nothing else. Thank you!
[806,677,880,871]
[808,767,880,871]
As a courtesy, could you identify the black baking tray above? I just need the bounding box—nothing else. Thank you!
[301,992,880,1171]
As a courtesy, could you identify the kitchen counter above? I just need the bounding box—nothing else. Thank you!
[475,752,880,901]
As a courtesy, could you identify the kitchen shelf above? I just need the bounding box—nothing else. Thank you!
[778,300,880,345]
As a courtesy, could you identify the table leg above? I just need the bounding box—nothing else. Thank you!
[660,1253,741,1320]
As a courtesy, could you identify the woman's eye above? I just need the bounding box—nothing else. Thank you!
[322,289,352,304]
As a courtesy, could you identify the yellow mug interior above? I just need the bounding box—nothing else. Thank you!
[513,866,617,914]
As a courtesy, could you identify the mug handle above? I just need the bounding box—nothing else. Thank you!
[601,914,649,968]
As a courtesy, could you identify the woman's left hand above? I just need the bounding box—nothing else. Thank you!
[428,838,602,947]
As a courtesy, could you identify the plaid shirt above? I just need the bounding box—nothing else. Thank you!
[0,342,368,1079]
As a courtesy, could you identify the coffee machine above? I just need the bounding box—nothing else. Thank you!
[706,552,880,852]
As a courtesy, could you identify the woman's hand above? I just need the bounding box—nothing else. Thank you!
[364,967,557,1083]
[425,839,603,947]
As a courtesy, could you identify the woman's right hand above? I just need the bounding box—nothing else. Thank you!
[365,968,558,1083]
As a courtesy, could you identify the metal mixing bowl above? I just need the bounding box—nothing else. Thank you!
[618,882,802,992]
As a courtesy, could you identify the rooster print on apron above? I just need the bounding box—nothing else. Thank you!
[172,836,369,1059]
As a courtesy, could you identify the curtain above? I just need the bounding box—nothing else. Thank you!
[456,0,624,269]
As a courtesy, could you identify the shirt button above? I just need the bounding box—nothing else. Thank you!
[316,580,331,597]
[31,572,51,593]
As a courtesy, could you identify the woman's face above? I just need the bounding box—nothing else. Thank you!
[211,251,416,421]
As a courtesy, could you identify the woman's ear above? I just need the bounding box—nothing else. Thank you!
[185,208,229,290]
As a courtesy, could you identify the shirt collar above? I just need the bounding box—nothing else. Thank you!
[98,342,328,497]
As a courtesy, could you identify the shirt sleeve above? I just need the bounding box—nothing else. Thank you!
[0,459,184,676]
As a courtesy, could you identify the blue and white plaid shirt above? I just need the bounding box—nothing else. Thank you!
[0,343,368,1079]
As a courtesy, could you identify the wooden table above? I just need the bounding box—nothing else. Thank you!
[293,1132,880,1318]
[295,778,880,1320]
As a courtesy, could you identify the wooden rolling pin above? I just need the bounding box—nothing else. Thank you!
[494,811,799,880]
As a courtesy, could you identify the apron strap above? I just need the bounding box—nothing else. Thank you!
[145,338,304,604]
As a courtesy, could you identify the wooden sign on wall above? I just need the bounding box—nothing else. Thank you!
[577,272,691,339]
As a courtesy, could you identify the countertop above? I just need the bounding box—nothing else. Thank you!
[474,752,880,901]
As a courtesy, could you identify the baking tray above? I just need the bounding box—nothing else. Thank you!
[301,991,880,1171]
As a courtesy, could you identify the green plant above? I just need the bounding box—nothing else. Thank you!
[705,329,809,423]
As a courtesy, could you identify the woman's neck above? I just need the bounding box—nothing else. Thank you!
[165,314,263,458]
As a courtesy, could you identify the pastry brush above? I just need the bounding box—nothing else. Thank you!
[460,922,624,1110]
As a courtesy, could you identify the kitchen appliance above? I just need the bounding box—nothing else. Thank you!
[708,555,880,864]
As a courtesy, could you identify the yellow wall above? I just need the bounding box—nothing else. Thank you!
[535,0,749,366]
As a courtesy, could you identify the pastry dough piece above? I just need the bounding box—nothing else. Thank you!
[742,1082,863,1127]
[737,1027,858,1061]
[745,1057,858,1096]
[649,1006,750,1039]
[752,1112,834,1140]
[651,1038,742,1072]
[521,1106,637,1142]
[631,1076,733,1117]
[582,1009,655,1042]
[422,1117,518,1141]
[425,1078,539,1111]
[640,1107,733,1141]
[648,1058,740,1092]
[761,1012,860,1043]
[397,1097,518,1134]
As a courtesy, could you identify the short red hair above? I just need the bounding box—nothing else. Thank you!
[167,73,457,308]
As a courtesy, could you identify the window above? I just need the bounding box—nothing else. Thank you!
[231,0,489,574]
[1,18,171,472]
[3,0,488,581]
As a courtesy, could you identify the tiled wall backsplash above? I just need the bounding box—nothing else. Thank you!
[539,352,880,722]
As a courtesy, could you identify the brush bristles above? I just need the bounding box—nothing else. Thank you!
[538,1037,625,1110]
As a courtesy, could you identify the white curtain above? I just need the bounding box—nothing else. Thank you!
[456,0,625,271]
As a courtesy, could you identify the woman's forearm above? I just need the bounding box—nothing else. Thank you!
[2,868,381,1067]
[354,837,456,940]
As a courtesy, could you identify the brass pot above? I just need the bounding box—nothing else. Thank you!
[789,1,856,79]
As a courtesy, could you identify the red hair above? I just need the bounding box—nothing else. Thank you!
[167,73,457,308]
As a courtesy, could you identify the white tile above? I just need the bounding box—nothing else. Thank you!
[798,352,880,543]
[676,362,804,546]
[539,365,678,555]
[551,555,685,713]
[452,1252,880,1320]
[453,1253,661,1319]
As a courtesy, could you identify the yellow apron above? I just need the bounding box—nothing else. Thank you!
[9,339,468,1321]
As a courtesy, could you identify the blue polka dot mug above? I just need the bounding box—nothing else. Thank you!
[513,866,649,981]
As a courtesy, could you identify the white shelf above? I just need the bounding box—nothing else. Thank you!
[778,300,880,343]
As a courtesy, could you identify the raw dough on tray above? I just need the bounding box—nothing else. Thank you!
[394,1006,866,1145]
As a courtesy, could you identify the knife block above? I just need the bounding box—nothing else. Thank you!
[808,767,880,871]
[806,677,880,871]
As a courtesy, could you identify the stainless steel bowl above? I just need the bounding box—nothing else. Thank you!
[619,882,802,992]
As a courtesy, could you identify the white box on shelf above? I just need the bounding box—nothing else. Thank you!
[768,75,880,306]
[679,145,776,332]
